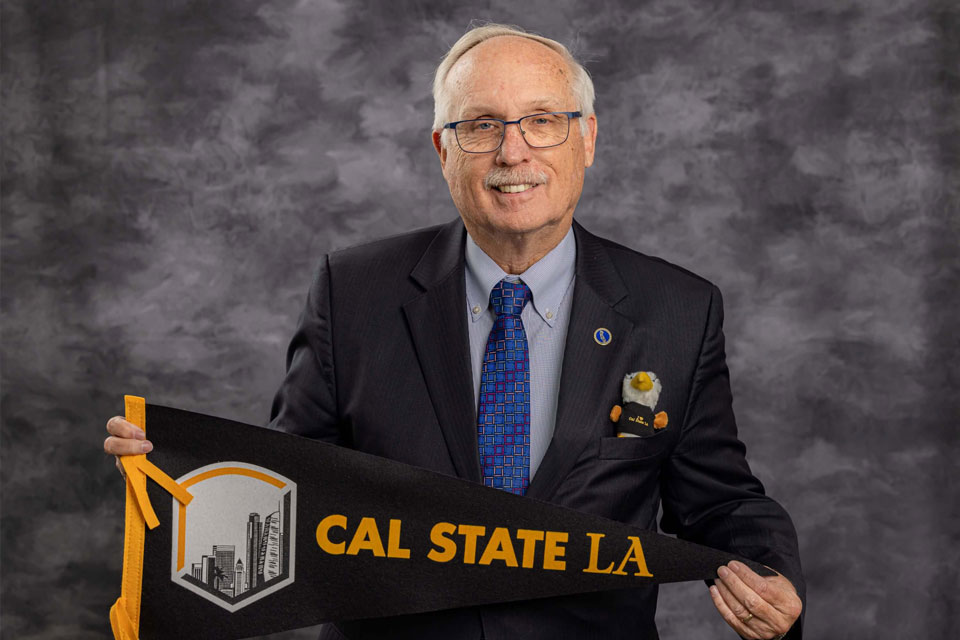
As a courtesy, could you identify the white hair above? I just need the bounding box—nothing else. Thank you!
[432,23,595,140]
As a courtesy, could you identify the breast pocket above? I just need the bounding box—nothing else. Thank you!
[598,432,671,461]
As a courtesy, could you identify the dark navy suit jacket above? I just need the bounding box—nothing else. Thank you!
[269,219,804,639]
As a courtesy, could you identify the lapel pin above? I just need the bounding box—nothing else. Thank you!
[610,371,669,437]
[593,328,612,345]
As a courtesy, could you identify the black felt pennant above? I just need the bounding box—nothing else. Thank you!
[132,405,772,639]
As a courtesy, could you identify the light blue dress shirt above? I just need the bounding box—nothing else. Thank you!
[465,229,577,479]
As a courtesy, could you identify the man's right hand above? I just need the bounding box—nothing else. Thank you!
[104,416,153,476]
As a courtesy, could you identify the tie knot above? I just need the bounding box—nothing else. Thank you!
[489,279,531,318]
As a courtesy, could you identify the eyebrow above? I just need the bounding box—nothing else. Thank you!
[461,98,566,119]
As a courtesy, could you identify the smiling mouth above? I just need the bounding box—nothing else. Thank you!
[494,184,538,194]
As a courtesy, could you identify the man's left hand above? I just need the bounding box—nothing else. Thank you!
[709,560,802,639]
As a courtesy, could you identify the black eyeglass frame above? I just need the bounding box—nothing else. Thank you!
[443,111,583,154]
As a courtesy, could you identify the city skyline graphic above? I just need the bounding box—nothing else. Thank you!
[171,462,297,612]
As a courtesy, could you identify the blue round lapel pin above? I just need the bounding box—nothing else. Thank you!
[593,328,612,345]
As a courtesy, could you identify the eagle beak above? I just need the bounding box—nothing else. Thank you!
[631,372,653,391]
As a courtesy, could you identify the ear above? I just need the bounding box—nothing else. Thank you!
[432,130,447,169]
[582,114,597,168]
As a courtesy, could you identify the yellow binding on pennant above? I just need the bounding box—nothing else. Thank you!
[110,395,194,640]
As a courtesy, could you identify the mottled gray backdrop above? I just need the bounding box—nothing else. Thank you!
[2,0,958,638]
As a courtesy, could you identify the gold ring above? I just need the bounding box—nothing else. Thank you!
[742,613,754,623]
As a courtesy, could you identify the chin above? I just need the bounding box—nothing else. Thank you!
[488,211,561,237]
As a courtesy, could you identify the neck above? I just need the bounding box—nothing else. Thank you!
[467,222,571,275]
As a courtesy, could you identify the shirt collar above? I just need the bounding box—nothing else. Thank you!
[465,227,576,328]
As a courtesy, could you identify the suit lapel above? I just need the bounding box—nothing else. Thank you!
[527,222,637,502]
[401,220,639,494]
[402,220,481,483]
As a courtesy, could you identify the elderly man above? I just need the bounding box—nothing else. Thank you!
[106,23,803,640]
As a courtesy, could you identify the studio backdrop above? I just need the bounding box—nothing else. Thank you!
[2,1,958,638]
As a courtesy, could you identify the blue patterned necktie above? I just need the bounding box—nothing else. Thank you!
[477,279,532,495]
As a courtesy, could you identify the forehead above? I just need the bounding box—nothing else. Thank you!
[445,36,573,116]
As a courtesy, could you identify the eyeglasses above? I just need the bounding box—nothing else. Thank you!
[443,111,582,154]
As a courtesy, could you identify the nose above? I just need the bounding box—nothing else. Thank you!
[496,122,532,165]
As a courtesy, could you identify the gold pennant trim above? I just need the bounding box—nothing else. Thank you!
[110,395,193,640]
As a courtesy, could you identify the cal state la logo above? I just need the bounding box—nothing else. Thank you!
[170,462,297,612]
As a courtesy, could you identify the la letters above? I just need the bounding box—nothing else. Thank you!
[315,514,653,577]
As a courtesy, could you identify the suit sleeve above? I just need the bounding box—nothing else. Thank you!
[659,285,805,635]
[267,255,344,444]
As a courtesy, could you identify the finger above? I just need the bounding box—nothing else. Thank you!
[728,561,797,609]
[115,456,127,479]
[725,563,803,629]
[106,416,146,440]
[710,584,761,640]
[714,581,779,639]
[104,434,153,456]
[717,563,781,625]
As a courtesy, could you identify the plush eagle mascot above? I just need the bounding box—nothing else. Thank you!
[609,371,669,437]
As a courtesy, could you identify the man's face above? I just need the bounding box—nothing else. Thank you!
[432,37,597,246]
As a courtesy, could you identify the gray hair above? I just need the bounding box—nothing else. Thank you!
[432,23,595,138]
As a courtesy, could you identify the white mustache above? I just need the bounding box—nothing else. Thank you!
[484,168,548,189]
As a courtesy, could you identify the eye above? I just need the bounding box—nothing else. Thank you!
[476,121,495,131]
